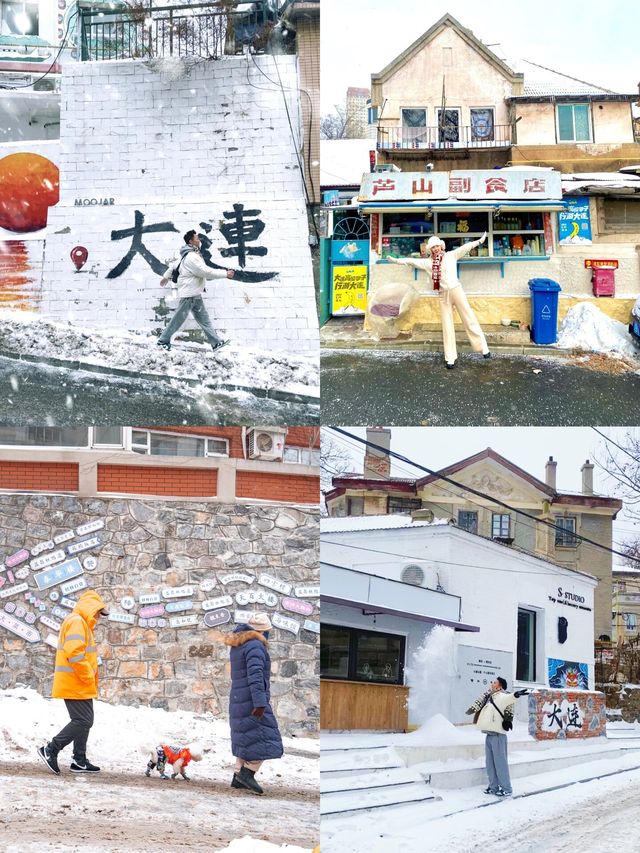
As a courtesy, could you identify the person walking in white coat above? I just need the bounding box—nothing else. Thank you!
[387,233,490,368]
[158,229,235,352]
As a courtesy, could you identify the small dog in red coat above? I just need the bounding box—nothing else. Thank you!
[141,742,203,780]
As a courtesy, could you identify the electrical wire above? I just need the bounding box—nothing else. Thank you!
[326,427,640,567]
[592,427,640,465]
[1,10,78,90]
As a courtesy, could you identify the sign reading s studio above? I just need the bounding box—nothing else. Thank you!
[548,587,592,612]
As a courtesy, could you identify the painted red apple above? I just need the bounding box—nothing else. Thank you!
[0,153,60,233]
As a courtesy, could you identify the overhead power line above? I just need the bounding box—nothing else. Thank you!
[328,427,640,568]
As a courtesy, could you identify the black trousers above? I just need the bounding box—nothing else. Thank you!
[50,699,94,762]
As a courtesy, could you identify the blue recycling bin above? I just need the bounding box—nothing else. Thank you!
[529,278,562,345]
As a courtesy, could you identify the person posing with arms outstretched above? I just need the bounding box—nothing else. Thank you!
[388,233,491,369]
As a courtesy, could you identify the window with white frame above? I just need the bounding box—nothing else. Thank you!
[491,512,511,540]
[130,430,228,458]
[91,427,124,447]
[401,107,427,145]
[458,510,478,534]
[1,1,39,36]
[555,516,578,547]
[556,103,592,142]
[283,446,320,466]
[437,107,460,143]
[0,427,89,447]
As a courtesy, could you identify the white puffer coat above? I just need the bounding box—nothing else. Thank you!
[468,689,515,734]
[391,237,483,292]
[165,247,228,299]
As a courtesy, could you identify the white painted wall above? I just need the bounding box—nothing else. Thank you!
[321,523,597,724]
[39,55,318,353]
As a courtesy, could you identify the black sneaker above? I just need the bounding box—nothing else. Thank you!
[70,759,100,773]
[445,361,457,369]
[483,786,497,794]
[211,339,230,353]
[157,340,171,351]
[37,745,60,775]
[495,787,512,797]
[483,351,492,359]
[236,766,264,794]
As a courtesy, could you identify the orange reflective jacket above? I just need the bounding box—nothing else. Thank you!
[161,745,193,768]
[51,590,106,700]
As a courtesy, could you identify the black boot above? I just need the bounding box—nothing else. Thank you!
[236,766,264,794]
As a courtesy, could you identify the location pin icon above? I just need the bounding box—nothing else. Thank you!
[70,245,88,271]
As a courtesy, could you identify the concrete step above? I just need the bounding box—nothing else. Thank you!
[415,742,640,789]
[321,746,405,777]
[321,781,438,817]
[321,765,426,794]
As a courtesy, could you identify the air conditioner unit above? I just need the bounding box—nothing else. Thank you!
[247,427,286,461]
[373,164,401,173]
[400,562,432,588]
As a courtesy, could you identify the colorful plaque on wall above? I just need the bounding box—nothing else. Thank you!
[258,574,292,595]
[219,573,254,585]
[272,613,300,635]
[202,595,233,611]
[162,586,194,600]
[203,608,232,628]
[169,614,198,628]
[282,597,314,616]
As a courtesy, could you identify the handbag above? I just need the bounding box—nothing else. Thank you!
[489,695,512,731]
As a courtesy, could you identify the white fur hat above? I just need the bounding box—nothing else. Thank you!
[248,612,272,632]
[426,236,446,253]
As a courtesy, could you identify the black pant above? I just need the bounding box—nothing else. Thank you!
[50,699,94,763]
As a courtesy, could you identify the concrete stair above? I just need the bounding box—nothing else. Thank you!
[320,746,437,816]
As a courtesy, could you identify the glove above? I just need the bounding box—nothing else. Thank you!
[514,689,531,698]
[502,720,513,731]
[479,231,487,244]
[251,707,265,719]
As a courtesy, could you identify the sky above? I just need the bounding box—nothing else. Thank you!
[322,426,640,555]
[320,0,640,113]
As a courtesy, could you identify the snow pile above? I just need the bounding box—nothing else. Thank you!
[0,310,319,396]
[405,626,457,729]
[405,712,472,745]
[220,840,312,853]
[556,302,637,358]
[0,686,318,787]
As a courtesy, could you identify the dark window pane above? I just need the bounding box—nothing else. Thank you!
[320,626,350,678]
[516,608,536,681]
[458,511,478,534]
[355,632,402,683]
[0,427,88,447]
[388,497,422,514]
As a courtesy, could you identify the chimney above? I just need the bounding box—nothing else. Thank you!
[545,456,557,490]
[364,427,391,479]
[581,459,594,495]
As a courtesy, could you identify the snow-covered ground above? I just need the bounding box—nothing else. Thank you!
[0,688,319,852]
[321,719,640,852]
[556,302,638,359]
[0,310,319,398]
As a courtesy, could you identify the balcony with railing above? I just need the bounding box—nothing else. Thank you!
[78,2,278,62]
[377,124,513,152]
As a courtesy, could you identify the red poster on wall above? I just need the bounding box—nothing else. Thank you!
[370,213,379,250]
[543,212,553,255]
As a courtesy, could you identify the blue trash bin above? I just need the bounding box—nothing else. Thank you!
[529,278,562,345]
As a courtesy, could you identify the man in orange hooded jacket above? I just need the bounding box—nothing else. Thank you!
[37,590,109,775]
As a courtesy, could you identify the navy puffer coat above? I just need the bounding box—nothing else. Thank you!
[226,624,284,762]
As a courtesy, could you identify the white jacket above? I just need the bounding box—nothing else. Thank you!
[392,238,483,292]
[475,690,516,734]
[165,249,228,299]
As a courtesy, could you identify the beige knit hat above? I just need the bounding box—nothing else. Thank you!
[247,612,272,632]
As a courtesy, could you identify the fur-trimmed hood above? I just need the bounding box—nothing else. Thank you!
[224,628,268,647]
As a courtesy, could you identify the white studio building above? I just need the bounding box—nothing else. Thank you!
[320,514,597,731]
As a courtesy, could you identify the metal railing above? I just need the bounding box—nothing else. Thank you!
[79,2,277,61]
[377,124,513,150]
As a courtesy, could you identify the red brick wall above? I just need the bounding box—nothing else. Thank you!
[286,427,320,448]
[0,462,79,492]
[236,471,319,504]
[97,465,217,497]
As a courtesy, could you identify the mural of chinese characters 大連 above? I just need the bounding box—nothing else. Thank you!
[105,207,278,284]
[548,658,589,690]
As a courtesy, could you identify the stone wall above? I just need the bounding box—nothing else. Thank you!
[0,494,319,736]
